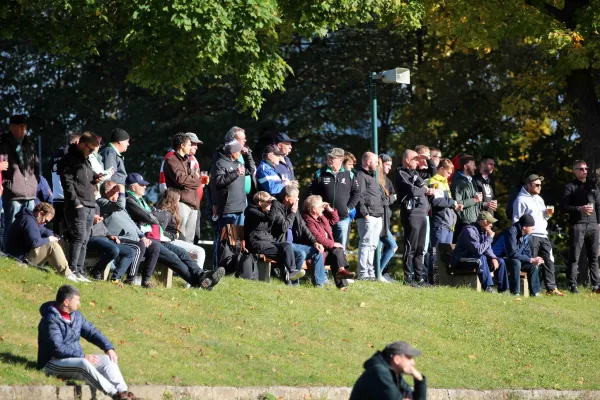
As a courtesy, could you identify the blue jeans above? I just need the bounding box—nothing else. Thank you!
[332,218,351,249]
[379,229,397,275]
[504,258,541,295]
[213,212,244,269]
[429,227,453,280]
[87,236,137,280]
[474,256,509,292]
[2,199,35,251]
[292,243,325,285]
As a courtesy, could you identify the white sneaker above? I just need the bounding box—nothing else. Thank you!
[378,276,391,283]
[75,273,91,283]
[66,274,79,282]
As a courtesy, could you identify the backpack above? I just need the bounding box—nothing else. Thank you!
[235,253,259,280]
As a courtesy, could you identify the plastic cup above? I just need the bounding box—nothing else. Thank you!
[200,171,209,185]
[547,205,554,217]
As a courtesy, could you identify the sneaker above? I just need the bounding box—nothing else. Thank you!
[417,279,431,288]
[91,269,104,281]
[485,287,495,293]
[75,273,91,283]
[335,268,355,280]
[547,288,565,296]
[66,274,79,282]
[124,277,136,285]
[378,275,391,283]
[357,276,371,281]
[594,287,600,294]
[289,269,306,281]
[141,281,154,289]
[533,292,541,297]
[113,392,142,400]
[209,267,225,289]
[382,273,397,283]
[196,267,225,290]
[569,285,579,294]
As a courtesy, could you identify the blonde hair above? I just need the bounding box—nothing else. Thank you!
[303,195,323,214]
[253,191,272,204]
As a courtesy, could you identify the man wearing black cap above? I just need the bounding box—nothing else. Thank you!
[560,160,600,294]
[492,214,542,296]
[350,341,426,400]
[99,128,130,185]
[452,211,510,293]
[0,114,39,250]
[256,144,288,196]
[273,133,297,181]
[512,174,564,296]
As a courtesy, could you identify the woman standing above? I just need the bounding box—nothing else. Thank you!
[377,154,398,283]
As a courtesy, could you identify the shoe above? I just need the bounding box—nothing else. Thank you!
[383,273,397,283]
[569,285,579,294]
[335,268,356,280]
[345,279,355,284]
[91,269,103,281]
[533,292,541,297]
[124,277,136,285]
[546,288,565,296]
[141,281,154,289]
[594,287,600,294]
[378,275,391,283]
[209,267,225,289]
[288,269,306,281]
[357,276,371,281]
[485,287,495,293]
[113,392,142,400]
[75,273,91,283]
[417,279,431,288]
[196,267,225,290]
[66,274,79,282]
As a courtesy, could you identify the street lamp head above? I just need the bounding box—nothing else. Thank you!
[375,68,411,84]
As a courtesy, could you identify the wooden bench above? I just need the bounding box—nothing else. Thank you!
[437,243,530,296]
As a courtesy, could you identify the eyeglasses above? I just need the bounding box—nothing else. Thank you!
[533,183,542,188]
[576,167,588,171]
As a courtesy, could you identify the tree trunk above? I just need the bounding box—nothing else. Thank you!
[565,68,600,180]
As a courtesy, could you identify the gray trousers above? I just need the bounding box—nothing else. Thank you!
[179,202,199,243]
[357,216,383,278]
[45,355,127,396]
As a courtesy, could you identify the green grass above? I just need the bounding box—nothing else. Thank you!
[1,257,599,390]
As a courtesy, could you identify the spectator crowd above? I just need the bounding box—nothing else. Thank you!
[2,114,599,297]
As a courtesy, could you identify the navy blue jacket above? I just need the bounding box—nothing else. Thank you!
[451,223,496,266]
[493,222,532,263]
[5,208,54,261]
[37,301,114,369]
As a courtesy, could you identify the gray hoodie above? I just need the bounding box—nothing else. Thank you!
[512,186,549,237]
[96,193,143,242]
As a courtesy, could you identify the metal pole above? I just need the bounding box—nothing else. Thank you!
[370,72,381,280]
[38,136,42,176]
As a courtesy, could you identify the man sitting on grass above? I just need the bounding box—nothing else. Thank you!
[5,202,79,282]
[451,211,509,293]
[38,285,141,400]
[350,341,426,400]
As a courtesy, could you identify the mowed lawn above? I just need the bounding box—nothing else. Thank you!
[1,258,599,390]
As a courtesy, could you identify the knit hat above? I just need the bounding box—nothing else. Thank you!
[110,128,130,142]
[519,214,535,228]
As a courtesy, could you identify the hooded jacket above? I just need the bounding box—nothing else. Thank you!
[450,172,481,225]
[243,204,277,253]
[309,166,360,219]
[97,194,144,242]
[451,223,497,266]
[492,222,532,263]
[0,133,39,201]
[37,301,114,369]
[210,151,246,215]
[163,151,201,209]
[428,173,457,231]
[349,351,427,400]
[560,179,600,225]
[270,199,317,246]
[57,144,97,208]
[99,143,126,185]
[355,167,385,219]
[395,167,429,217]
[5,207,54,261]
[512,187,549,237]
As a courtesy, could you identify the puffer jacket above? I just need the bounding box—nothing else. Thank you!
[243,204,277,253]
[37,301,114,369]
[0,133,39,201]
[428,173,457,231]
[210,151,246,215]
[451,172,481,225]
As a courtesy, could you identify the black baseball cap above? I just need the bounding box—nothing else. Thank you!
[382,341,422,358]
[125,173,149,186]
[273,132,297,143]
[519,214,535,228]
[9,114,27,125]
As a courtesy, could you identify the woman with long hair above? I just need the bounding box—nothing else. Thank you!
[155,188,206,270]
[377,154,398,282]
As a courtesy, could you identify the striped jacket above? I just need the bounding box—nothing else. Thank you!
[256,160,285,195]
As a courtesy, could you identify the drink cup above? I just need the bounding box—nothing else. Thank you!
[547,205,554,217]
[200,171,209,185]
[587,203,594,216]
[476,192,483,201]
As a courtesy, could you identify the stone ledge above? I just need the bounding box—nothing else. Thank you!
[2,386,600,400]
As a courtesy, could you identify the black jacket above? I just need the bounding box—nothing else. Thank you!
[210,151,246,215]
[125,194,160,227]
[152,209,184,241]
[270,199,317,246]
[350,351,427,400]
[57,144,96,208]
[355,167,385,219]
[380,176,397,236]
[560,179,600,225]
[474,173,496,215]
[243,204,276,253]
[309,167,360,219]
[416,158,437,181]
[395,167,429,217]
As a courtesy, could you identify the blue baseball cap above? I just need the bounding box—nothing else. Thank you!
[126,173,149,186]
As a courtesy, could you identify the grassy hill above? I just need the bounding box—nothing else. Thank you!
[1,257,599,390]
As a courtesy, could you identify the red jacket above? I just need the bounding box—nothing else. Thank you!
[303,208,340,250]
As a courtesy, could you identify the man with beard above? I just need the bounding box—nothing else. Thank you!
[474,155,498,216]
[451,154,483,241]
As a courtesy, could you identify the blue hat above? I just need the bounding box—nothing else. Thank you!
[273,132,297,143]
[126,173,149,186]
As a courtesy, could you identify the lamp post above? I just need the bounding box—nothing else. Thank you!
[369,68,410,279]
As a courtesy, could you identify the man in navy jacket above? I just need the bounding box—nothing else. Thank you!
[38,285,140,400]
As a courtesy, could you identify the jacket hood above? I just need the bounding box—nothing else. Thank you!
[39,301,58,317]
[19,206,36,219]
[518,186,532,197]
[67,143,86,160]
[363,351,393,372]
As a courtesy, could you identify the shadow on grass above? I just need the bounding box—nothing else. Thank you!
[0,352,38,370]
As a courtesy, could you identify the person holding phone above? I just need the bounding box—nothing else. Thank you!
[57,132,104,282]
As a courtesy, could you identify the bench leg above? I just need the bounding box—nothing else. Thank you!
[257,261,271,283]
[521,276,529,297]
[155,263,173,288]
[103,263,111,281]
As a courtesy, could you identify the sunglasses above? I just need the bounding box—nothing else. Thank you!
[576,167,588,171]
[533,183,542,188]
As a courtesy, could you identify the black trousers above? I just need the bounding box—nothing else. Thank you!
[530,235,557,291]
[51,200,67,236]
[568,223,600,287]
[65,205,95,274]
[325,247,348,275]
[119,238,161,281]
[158,241,203,285]
[255,241,296,272]
[401,212,427,282]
